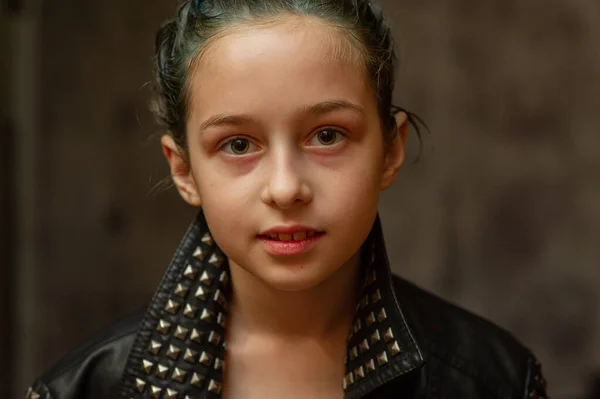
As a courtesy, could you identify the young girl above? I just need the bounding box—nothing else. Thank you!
[26,0,548,398]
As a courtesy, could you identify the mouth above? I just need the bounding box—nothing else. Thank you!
[258,231,325,241]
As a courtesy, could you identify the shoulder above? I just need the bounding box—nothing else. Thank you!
[26,307,146,399]
[393,276,547,398]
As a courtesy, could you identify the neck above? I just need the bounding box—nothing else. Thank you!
[227,253,362,342]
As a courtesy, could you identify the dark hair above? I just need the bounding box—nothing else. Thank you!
[151,0,424,156]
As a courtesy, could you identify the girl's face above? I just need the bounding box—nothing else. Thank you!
[163,16,407,292]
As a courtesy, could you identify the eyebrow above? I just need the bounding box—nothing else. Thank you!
[199,100,365,131]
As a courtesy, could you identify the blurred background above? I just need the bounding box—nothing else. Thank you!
[2,0,600,397]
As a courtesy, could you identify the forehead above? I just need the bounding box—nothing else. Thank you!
[188,16,375,119]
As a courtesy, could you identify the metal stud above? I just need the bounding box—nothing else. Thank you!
[193,246,206,261]
[214,290,227,308]
[195,286,208,301]
[370,330,381,345]
[183,348,198,363]
[200,309,215,323]
[345,372,354,385]
[359,338,370,354]
[156,319,171,334]
[191,373,205,388]
[201,232,214,246]
[219,271,229,285]
[30,392,40,399]
[165,299,180,315]
[371,289,382,304]
[354,366,365,380]
[156,364,169,379]
[383,327,394,343]
[167,344,181,360]
[174,325,189,340]
[366,359,376,373]
[174,283,189,298]
[376,351,388,366]
[353,319,362,334]
[208,380,222,394]
[141,359,154,375]
[350,346,358,360]
[183,304,197,319]
[135,378,146,393]
[199,351,213,366]
[377,308,387,323]
[365,269,377,285]
[208,331,222,346]
[183,265,198,280]
[388,341,401,356]
[25,387,32,399]
[165,388,178,399]
[365,312,376,327]
[200,271,213,286]
[148,340,162,355]
[217,312,227,328]
[172,367,187,383]
[214,358,224,370]
[190,328,204,343]
[209,253,223,268]
[343,377,348,390]
[150,386,162,399]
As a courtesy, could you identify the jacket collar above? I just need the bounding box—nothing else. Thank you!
[119,211,424,399]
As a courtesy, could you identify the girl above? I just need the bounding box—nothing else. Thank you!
[26,0,548,398]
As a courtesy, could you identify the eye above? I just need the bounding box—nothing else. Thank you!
[221,137,257,155]
[309,129,346,146]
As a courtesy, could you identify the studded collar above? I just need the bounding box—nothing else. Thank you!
[118,211,425,398]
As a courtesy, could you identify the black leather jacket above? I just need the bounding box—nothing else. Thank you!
[26,213,548,399]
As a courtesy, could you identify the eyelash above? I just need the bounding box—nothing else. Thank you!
[219,128,347,156]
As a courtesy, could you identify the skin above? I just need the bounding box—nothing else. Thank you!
[162,15,408,399]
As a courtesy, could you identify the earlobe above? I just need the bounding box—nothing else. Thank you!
[380,112,408,191]
[161,135,202,206]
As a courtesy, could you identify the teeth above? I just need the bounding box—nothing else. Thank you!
[268,233,278,239]
[293,232,306,241]
[278,233,292,241]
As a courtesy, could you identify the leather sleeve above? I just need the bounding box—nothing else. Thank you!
[524,355,548,399]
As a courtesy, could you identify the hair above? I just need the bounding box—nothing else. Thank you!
[151,0,425,158]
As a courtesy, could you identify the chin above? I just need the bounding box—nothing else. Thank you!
[256,266,335,293]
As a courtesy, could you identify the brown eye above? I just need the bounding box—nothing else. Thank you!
[311,129,344,146]
[222,138,255,155]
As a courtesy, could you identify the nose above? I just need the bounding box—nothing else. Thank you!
[260,149,313,209]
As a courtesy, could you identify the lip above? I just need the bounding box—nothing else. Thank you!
[259,225,323,235]
[257,225,325,257]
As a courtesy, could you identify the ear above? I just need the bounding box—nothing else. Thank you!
[380,111,408,191]
[161,134,202,206]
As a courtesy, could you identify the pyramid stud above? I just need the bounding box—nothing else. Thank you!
[376,351,388,366]
[135,378,146,393]
[214,290,227,308]
[191,372,205,388]
[208,380,222,394]
[209,253,224,268]
[371,289,382,304]
[383,328,394,343]
[167,344,181,360]
[193,246,206,261]
[190,328,204,343]
[199,351,213,366]
[214,358,224,370]
[184,265,198,280]
[156,319,171,334]
[201,232,214,246]
[350,346,358,360]
[148,340,162,355]
[208,331,222,346]
[343,377,348,390]
[174,283,189,298]
[219,271,229,285]
[353,319,362,333]
[150,386,162,399]
[174,325,189,340]
[165,299,180,314]
[388,341,401,356]
[365,269,377,285]
[195,286,208,301]
[183,348,198,363]
[141,359,154,375]
[217,312,227,328]
[183,304,197,319]
[200,309,215,323]
[370,330,381,344]
[172,367,187,383]
[156,364,169,379]
[366,359,376,373]
[345,372,354,386]
[377,308,387,322]
[365,312,376,327]
[165,388,178,399]
[359,338,370,354]
[354,366,365,380]
[25,387,32,399]
[200,271,213,286]
[360,295,369,309]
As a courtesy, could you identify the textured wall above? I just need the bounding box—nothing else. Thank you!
[15,0,600,398]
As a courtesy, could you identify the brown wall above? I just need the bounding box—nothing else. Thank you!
[5,0,600,397]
